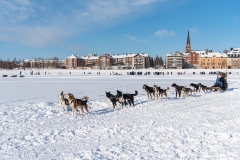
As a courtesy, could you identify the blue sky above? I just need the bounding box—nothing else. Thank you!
[0,0,240,60]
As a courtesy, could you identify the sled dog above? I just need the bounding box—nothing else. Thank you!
[171,83,184,98]
[106,91,119,109]
[198,83,212,92]
[58,91,70,112]
[152,85,170,100]
[64,93,90,116]
[116,90,138,107]
[142,84,154,100]
[190,83,200,93]
[182,87,193,98]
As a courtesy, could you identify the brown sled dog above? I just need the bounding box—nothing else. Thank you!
[64,93,90,116]
[171,83,184,98]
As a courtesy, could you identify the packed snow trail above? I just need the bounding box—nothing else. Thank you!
[0,70,240,159]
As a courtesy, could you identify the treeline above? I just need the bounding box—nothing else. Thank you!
[22,57,65,69]
[153,55,164,68]
[0,57,65,69]
[0,58,22,69]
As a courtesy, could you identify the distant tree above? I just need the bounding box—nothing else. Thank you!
[0,59,2,68]
[159,56,164,66]
[153,55,164,68]
[7,59,10,69]
[149,57,154,68]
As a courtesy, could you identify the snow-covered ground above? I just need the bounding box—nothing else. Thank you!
[0,69,240,159]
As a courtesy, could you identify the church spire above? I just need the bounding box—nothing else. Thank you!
[186,29,191,53]
[187,30,190,45]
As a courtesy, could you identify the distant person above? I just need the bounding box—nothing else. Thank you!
[171,72,172,75]
[20,71,21,75]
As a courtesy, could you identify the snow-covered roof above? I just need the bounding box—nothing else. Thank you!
[84,53,98,57]
[166,52,182,57]
[24,59,35,62]
[200,52,228,58]
[228,48,240,55]
[111,53,149,58]
[112,55,125,58]
[83,56,99,60]
[192,50,206,54]
[67,54,78,59]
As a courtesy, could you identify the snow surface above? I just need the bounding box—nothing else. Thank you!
[0,69,240,159]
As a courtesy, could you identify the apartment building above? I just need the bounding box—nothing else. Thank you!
[24,59,66,69]
[165,52,183,69]
[199,51,228,69]
[65,53,150,69]
[227,48,240,69]
[83,53,99,68]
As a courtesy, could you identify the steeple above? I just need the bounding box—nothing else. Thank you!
[186,29,191,53]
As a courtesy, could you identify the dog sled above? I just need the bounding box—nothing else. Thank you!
[211,82,228,92]
[211,71,228,92]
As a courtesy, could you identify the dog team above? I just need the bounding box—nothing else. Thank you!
[59,82,219,116]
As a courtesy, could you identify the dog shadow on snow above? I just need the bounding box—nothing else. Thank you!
[91,108,115,115]
[135,100,149,106]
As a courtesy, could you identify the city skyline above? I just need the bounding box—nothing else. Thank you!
[0,0,240,60]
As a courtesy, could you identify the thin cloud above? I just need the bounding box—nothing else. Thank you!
[125,34,149,43]
[155,29,176,37]
[75,0,157,22]
[132,0,158,6]
[0,0,162,47]
[0,26,70,48]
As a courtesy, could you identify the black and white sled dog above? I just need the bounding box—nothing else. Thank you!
[58,91,70,112]
[190,83,200,93]
[152,85,170,100]
[116,90,138,107]
[198,83,212,92]
[106,91,119,109]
